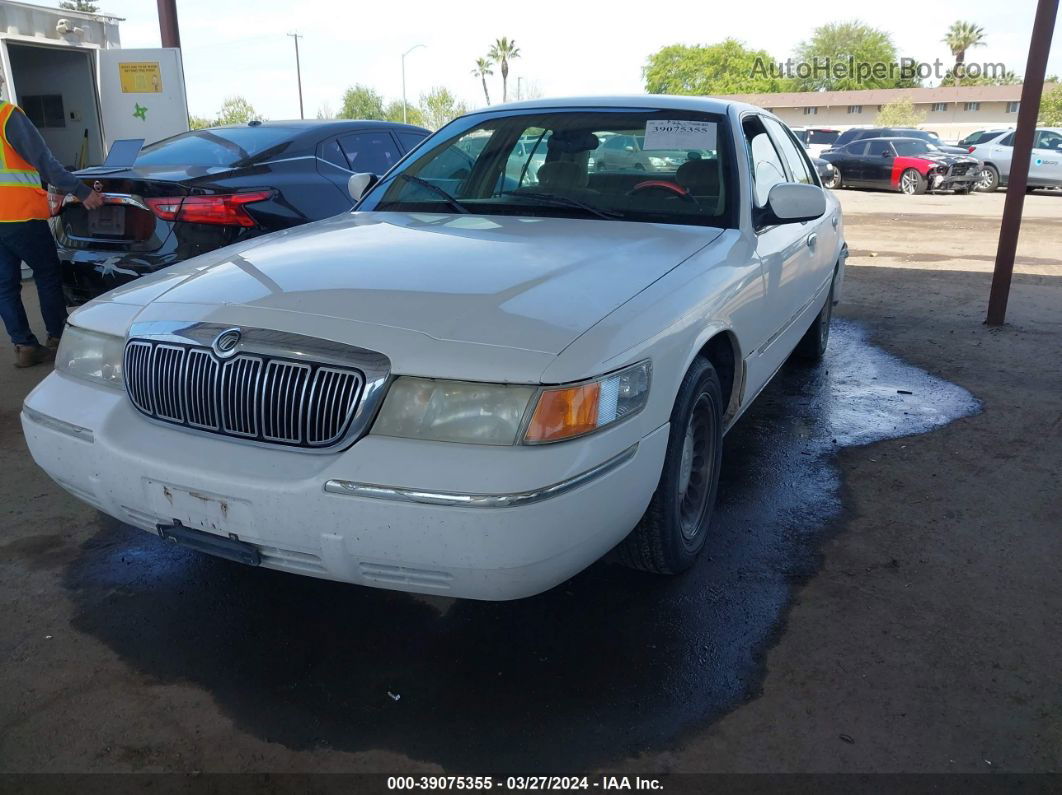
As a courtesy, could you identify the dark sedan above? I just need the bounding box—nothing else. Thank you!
[819,137,980,194]
[50,120,431,304]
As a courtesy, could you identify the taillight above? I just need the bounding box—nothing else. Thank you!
[146,190,273,227]
[968,146,976,153]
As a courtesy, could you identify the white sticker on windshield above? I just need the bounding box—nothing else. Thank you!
[643,120,717,151]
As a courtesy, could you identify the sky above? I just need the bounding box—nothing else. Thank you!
[93,0,1062,121]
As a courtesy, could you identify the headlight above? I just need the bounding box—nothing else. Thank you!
[824,163,835,172]
[648,156,668,167]
[55,326,124,389]
[372,360,651,446]
[372,378,537,445]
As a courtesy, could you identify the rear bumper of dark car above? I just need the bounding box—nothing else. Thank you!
[59,248,183,305]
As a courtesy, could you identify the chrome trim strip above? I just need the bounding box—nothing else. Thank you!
[323,443,639,508]
[22,406,94,443]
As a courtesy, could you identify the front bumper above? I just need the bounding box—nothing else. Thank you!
[22,373,668,600]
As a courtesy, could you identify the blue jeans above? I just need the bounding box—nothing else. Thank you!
[0,220,67,346]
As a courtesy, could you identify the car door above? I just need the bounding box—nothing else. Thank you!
[744,115,818,373]
[986,132,1014,180]
[838,141,869,184]
[864,140,897,188]
[1031,129,1062,187]
[764,116,837,315]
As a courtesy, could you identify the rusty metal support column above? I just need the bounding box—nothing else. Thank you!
[157,0,181,49]
[986,0,1058,326]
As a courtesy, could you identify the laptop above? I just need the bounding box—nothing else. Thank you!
[79,138,145,174]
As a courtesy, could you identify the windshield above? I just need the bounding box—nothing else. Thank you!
[894,140,938,156]
[136,127,295,167]
[358,109,733,227]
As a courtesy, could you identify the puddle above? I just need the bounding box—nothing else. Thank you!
[62,320,979,771]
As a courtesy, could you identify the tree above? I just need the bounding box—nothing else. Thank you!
[488,37,521,102]
[875,97,926,127]
[472,57,494,106]
[315,102,334,120]
[643,39,789,95]
[383,100,425,127]
[419,87,469,131]
[1040,84,1062,126]
[793,21,919,91]
[943,21,986,87]
[214,96,263,125]
[59,0,99,11]
[188,114,212,130]
[338,84,385,120]
[942,67,1021,87]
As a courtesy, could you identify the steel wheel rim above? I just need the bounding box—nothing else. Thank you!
[678,393,714,542]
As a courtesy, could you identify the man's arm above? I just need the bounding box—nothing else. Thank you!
[4,106,92,201]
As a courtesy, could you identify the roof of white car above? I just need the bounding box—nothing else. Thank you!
[477,95,758,116]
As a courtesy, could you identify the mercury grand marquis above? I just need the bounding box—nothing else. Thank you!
[23,96,847,600]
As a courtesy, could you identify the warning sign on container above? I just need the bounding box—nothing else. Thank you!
[118,62,163,94]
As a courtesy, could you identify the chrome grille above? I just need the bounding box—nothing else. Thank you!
[123,340,364,449]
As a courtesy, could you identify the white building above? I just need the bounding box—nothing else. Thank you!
[723,84,1055,140]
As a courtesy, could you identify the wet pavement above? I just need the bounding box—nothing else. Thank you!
[60,320,979,772]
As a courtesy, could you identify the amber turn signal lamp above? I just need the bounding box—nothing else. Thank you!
[524,383,601,443]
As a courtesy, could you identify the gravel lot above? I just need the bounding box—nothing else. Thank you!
[1,188,1059,777]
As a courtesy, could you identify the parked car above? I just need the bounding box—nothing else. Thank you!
[967,127,1062,192]
[820,137,980,194]
[24,96,846,601]
[830,127,970,155]
[791,126,842,156]
[49,120,431,305]
[812,156,838,186]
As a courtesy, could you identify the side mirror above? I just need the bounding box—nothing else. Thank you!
[347,172,378,202]
[624,145,635,152]
[761,183,826,226]
[881,151,893,158]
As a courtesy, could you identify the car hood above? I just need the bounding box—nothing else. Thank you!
[103,211,722,356]
[917,153,979,165]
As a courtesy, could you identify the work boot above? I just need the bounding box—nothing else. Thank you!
[45,335,62,351]
[14,344,55,369]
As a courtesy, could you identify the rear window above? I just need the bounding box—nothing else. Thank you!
[136,127,296,167]
[807,129,839,145]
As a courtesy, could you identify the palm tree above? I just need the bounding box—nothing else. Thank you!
[472,57,494,106]
[943,21,986,87]
[488,37,521,102]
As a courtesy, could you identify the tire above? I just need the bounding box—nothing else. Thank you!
[899,168,926,195]
[977,164,999,192]
[954,185,972,194]
[1026,186,1038,194]
[617,357,723,575]
[795,282,834,362]
[825,167,842,189]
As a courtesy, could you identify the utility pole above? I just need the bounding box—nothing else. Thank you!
[986,0,1058,326]
[401,44,425,124]
[156,0,180,48]
[287,33,304,119]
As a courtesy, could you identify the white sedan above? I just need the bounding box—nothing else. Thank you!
[23,96,847,600]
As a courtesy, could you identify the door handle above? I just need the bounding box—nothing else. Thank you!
[806,233,818,249]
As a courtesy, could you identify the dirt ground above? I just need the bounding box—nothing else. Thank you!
[0,189,1059,778]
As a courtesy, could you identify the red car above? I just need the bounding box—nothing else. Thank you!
[820,137,981,194]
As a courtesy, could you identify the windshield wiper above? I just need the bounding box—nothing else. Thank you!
[500,190,623,220]
[394,173,469,214]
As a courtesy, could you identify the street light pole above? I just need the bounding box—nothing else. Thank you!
[288,33,304,120]
[401,44,425,124]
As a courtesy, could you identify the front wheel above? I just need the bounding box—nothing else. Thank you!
[618,357,723,575]
[899,168,926,195]
[977,164,1000,192]
[825,167,842,189]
